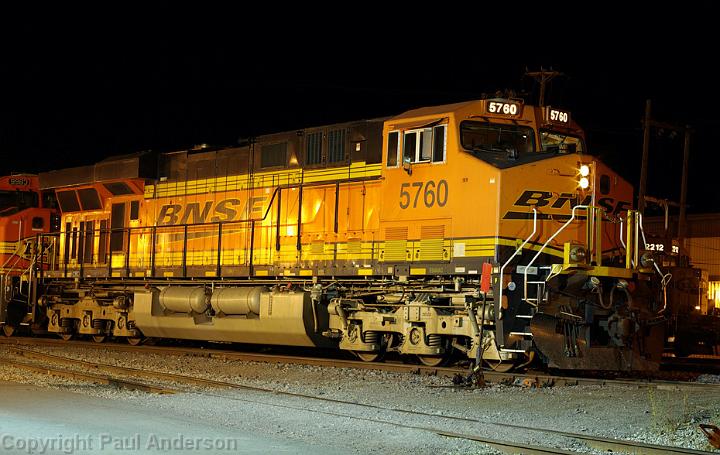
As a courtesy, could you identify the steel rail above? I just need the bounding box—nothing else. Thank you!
[0,356,174,394]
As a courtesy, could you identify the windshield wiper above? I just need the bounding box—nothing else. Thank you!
[466,144,507,154]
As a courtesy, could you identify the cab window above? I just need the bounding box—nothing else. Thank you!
[460,121,534,160]
[540,130,584,154]
[0,190,39,216]
[386,131,400,167]
[432,125,446,162]
[387,125,446,167]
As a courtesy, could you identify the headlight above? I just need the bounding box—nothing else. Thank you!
[586,276,600,291]
[640,252,654,268]
[570,246,587,262]
[578,163,591,190]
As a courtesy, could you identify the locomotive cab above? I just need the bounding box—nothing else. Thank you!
[370,99,661,370]
[0,175,57,336]
[51,181,146,278]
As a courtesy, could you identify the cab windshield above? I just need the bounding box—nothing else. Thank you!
[0,190,39,216]
[460,121,535,160]
[540,130,584,154]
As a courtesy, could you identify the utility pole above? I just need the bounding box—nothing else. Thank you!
[643,195,680,237]
[637,100,692,250]
[638,100,652,215]
[678,127,692,249]
[525,68,563,107]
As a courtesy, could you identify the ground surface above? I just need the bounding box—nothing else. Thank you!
[2,342,720,454]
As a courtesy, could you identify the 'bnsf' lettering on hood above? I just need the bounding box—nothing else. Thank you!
[157,197,268,226]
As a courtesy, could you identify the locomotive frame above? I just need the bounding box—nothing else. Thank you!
[0,98,677,371]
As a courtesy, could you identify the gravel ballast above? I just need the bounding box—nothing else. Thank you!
[2,342,720,453]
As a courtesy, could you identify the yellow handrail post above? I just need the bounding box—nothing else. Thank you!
[625,211,634,269]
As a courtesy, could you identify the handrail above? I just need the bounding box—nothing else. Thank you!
[637,212,647,254]
[38,181,342,275]
[636,212,672,313]
[619,216,628,264]
[1,237,35,273]
[40,176,380,246]
[1,243,23,270]
[523,205,589,306]
[498,208,537,313]
[38,185,284,248]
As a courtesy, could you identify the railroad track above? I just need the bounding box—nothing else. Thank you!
[0,335,469,376]
[2,335,719,391]
[0,355,175,394]
[1,345,713,455]
[664,355,720,374]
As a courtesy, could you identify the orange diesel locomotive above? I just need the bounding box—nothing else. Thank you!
[1,98,667,370]
[0,174,56,336]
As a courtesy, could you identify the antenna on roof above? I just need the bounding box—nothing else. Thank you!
[525,67,564,107]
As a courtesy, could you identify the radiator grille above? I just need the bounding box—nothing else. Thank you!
[419,225,445,261]
[347,239,361,256]
[384,227,408,261]
[385,227,408,240]
[311,241,324,255]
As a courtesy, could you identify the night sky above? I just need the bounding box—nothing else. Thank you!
[1,8,717,215]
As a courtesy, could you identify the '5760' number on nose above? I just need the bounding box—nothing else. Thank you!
[399,180,448,209]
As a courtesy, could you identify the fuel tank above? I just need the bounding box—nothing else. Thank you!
[132,287,333,348]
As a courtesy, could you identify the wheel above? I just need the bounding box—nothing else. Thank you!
[126,337,143,346]
[91,335,106,343]
[416,355,447,367]
[484,359,515,373]
[59,333,73,341]
[143,337,158,346]
[2,325,15,337]
[673,341,690,358]
[355,351,384,362]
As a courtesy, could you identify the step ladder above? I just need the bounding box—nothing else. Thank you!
[521,265,552,308]
[514,286,546,350]
[508,265,552,350]
[500,332,535,353]
[522,281,546,307]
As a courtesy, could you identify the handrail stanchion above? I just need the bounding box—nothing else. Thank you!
[216,223,223,278]
[151,226,157,278]
[498,208,537,315]
[182,224,188,278]
[523,205,589,305]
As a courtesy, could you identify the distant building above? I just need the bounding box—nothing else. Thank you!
[644,213,720,308]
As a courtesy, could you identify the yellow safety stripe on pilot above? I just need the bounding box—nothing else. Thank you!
[0,244,18,254]
[0,241,34,260]
[145,162,383,199]
[494,238,565,258]
[0,268,28,273]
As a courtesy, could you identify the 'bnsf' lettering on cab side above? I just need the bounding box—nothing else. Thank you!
[506,190,631,218]
[157,197,268,226]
